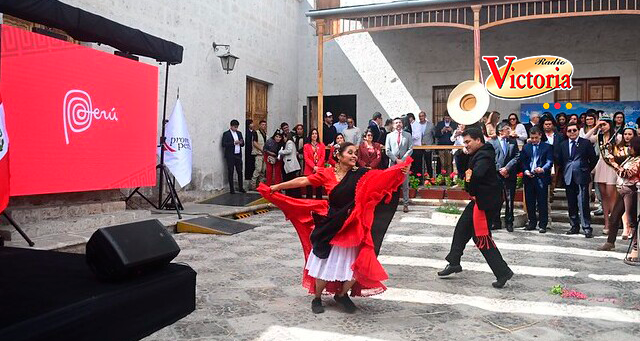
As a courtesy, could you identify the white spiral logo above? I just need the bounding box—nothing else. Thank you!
[63,90,118,144]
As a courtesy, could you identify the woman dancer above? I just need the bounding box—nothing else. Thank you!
[259,143,411,314]
[303,128,325,199]
[584,114,621,235]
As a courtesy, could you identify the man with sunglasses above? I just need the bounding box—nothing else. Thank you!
[555,123,598,238]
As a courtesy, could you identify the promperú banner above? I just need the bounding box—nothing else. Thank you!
[161,99,192,188]
[1,25,158,196]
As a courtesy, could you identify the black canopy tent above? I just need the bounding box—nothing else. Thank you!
[0,0,185,222]
[0,0,183,63]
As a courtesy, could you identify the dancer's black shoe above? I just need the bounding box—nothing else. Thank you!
[437,264,462,277]
[492,270,514,288]
[334,294,357,314]
[311,298,324,314]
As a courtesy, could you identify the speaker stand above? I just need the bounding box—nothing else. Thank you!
[2,212,35,247]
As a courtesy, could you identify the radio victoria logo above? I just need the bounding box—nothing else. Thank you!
[63,90,118,144]
[482,55,574,100]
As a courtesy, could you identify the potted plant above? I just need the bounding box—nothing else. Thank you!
[447,172,471,200]
[514,172,524,202]
[408,173,419,198]
[417,172,446,199]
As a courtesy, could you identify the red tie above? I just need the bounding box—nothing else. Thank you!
[397,131,401,145]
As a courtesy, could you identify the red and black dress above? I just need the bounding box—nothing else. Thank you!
[258,159,411,297]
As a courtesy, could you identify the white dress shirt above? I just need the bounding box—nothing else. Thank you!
[411,121,423,146]
[231,130,241,154]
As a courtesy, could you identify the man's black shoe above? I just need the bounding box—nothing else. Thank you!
[566,228,580,235]
[524,226,536,231]
[437,264,462,277]
[506,225,514,232]
[492,270,514,288]
[334,294,357,314]
[539,228,547,234]
[311,298,325,314]
[239,188,246,193]
[585,230,593,238]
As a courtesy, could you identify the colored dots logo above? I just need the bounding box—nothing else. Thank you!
[543,102,572,110]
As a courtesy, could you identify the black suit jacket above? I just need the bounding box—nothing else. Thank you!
[369,121,384,144]
[323,123,337,146]
[222,130,244,159]
[554,137,598,185]
[434,121,458,145]
[466,143,503,212]
[245,128,254,157]
[488,137,520,182]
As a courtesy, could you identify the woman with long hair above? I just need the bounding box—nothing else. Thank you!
[598,131,640,251]
[328,133,345,167]
[303,128,325,199]
[358,128,382,169]
[613,111,625,137]
[580,112,598,138]
[293,123,306,173]
[556,113,567,136]
[484,111,500,140]
[264,130,284,186]
[259,143,411,314]
[584,114,622,235]
[507,113,527,146]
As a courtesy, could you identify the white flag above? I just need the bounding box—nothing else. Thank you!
[162,99,192,187]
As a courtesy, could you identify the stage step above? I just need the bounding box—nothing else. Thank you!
[2,209,152,250]
[1,200,127,226]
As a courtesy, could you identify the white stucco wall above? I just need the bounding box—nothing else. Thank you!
[60,0,304,192]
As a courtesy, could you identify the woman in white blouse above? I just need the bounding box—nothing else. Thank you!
[507,113,528,146]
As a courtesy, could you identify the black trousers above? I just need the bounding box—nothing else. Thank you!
[445,201,512,279]
[306,185,323,199]
[565,182,591,232]
[411,149,424,180]
[493,179,516,228]
[245,154,255,180]
[283,171,301,198]
[424,151,433,178]
[523,177,549,229]
[226,154,244,193]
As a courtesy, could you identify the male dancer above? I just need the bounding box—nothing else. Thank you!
[437,128,514,288]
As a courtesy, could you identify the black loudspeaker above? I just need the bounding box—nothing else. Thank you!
[86,219,180,281]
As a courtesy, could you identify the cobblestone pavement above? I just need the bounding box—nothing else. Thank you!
[143,206,640,341]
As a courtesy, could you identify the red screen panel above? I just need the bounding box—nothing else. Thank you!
[1,25,158,196]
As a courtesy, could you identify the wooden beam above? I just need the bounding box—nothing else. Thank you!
[472,5,481,82]
[317,20,325,141]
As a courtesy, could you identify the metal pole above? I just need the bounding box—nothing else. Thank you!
[158,63,170,208]
[317,20,325,142]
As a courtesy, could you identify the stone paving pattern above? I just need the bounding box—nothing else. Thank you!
[143,206,640,341]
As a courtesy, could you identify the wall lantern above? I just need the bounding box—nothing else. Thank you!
[212,42,238,74]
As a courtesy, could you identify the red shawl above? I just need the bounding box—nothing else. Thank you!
[258,158,411,297]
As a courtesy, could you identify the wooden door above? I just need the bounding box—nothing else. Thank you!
[246,78,269,125]
[555,77,619,102]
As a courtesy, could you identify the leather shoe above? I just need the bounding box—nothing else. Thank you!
[566,228,580,235]
[334,294,357,314]
[539,228,547,233]
[506,225,514,232]
[403,205,409,213]
[239,188,246,193]
[492,270,514,288]
[524,226,536,231]
[585,230,593,238]
[311,298,325,314]
[437,264,462,277]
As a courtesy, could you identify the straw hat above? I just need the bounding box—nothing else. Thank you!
[447,80,490,125]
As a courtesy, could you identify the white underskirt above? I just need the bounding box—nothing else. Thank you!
[305,245,359,282]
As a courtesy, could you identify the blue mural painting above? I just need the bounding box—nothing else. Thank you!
[520,102,640,124]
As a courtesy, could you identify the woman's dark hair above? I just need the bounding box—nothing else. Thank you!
[614,111,625,122]
[630,136,640,156]
[384,119,393,126]
[507,113,520,125]
[568,113,579,122]
[293,123,304,134]
[599,120,615,137]
[584,112,598,129]
[307,128,319,142]
[617,128,637,148]
[332,142,356,162]
[362,127,374,139]
[334,133,344,144]
[271,130,283,139]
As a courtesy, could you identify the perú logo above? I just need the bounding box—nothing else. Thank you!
[63,90,118,144]
[483,55,573,100]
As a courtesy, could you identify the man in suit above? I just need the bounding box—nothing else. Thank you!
[434,112,458,174]
[386,117,414,213]
[222,119,246,194]
[555,122,598,238]
[438,128,513,288]
[542,116,564,202]
[488,122,520,232]
[322,112,337,147]
[245,119,255,182]
[523,112,540,138]
[369,112,384,144]
[520,127,554,233]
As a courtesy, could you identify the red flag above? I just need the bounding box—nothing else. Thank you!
[0,94,9,212]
